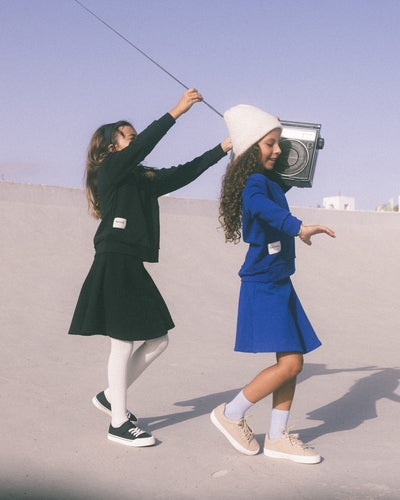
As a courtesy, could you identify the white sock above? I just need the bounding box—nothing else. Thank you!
[269,408,290,440]
[224,390,254,420]
[107,338,134,428]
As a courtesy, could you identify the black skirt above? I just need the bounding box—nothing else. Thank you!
[68,253,175,341]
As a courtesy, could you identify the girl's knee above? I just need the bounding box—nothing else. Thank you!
[277,352,303,378]
[293,356,304,376]
[157,334,169,352]
[146,334,169,354]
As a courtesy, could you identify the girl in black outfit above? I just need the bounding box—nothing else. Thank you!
[69,89,231,447]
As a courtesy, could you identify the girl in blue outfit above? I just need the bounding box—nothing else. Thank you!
[69,89,231,447]
[211,104,335,464]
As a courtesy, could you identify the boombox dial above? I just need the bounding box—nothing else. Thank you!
[274,120,324,188]
[275,139,309,177]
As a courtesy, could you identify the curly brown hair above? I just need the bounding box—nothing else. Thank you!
[219,143,265,243]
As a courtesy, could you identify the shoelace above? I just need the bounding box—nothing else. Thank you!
[238,419,254,441]
[282,427,312,450]
[128,426,145,438]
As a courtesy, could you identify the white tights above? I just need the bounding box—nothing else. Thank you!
[105,335,169,427]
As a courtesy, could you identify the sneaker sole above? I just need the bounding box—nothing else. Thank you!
[92,396,138,424]
[210,410,259,456]
[107,434,156,447]
[263,448,321,464]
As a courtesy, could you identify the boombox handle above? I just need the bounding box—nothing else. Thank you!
[280,120,321,130]
[280,121,324,150]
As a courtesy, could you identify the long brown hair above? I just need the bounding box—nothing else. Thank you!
[219,143,265,243]
[85,120,132,219]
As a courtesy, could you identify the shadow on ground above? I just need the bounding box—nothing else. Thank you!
[141,364,400,444]
[139,388,241,432]
[298,366,400,441]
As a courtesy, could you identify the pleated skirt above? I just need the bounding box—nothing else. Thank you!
[68,253,174,341]
[235,277,321,354]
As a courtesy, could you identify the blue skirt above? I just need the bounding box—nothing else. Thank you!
[235,277,321,354]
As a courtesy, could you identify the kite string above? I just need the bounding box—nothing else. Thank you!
[72,0,223,118]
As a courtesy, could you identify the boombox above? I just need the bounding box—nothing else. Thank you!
[274,120,325,187]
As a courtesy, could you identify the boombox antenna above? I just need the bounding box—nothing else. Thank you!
[72,0,223,118]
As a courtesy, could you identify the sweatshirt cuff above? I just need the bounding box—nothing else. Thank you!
[164,112,177,125]
[282,216,302,237]
[212,143,228,160]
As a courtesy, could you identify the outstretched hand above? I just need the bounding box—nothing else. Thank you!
[169,88,203,120]
[299,224,335,246]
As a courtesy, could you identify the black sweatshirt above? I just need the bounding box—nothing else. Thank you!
[93,113,227,262]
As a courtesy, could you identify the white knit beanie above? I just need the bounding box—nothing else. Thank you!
[224,104,282,158]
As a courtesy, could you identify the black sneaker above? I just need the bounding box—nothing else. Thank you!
[92,391,138,424]
[107,421,156,447]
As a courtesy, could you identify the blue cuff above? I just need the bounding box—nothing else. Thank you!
[282,216,302,236]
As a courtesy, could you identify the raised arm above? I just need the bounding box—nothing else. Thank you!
[101,89,204,185]
[149,140,229,197]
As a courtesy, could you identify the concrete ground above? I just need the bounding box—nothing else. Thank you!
[1,181,399,499]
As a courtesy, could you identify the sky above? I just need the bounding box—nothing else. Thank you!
[2,0,400,211]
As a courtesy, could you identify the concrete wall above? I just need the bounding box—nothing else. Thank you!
[1,180,398,361]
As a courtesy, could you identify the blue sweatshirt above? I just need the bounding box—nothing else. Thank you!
[239,173,302,282]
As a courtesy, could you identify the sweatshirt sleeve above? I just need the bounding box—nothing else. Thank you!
[243,174,301,236]
[148,144,227,197]
[101,113,176,185]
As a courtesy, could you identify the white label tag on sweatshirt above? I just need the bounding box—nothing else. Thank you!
[113,217,127,229]
[268,241,281,255]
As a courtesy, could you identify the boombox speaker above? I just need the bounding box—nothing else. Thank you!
[274,120,325,187]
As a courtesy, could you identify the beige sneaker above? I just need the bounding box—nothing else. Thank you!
[210,403,260,455]
[264,428,321,464]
